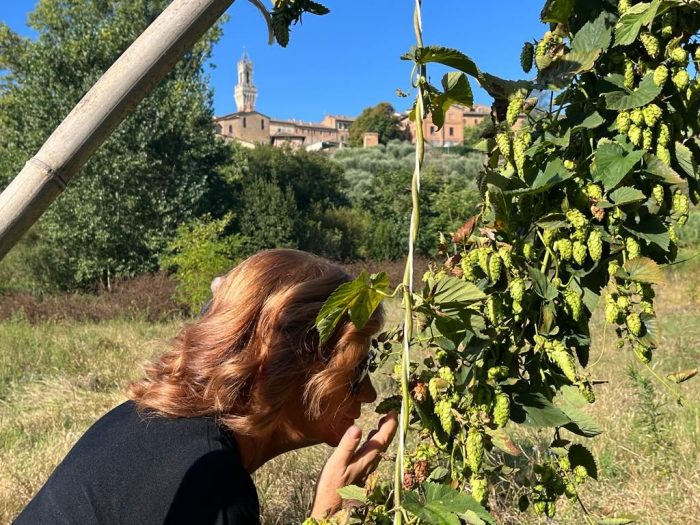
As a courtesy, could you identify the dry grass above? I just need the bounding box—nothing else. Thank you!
[0,260,698,524]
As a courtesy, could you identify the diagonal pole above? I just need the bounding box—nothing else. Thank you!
[0,0,238,260]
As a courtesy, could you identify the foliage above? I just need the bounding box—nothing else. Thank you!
[160,213,245,311]
[0,0,231,289]
[348,103,406,147]
[316,0,699,523]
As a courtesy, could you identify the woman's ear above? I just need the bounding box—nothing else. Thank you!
[210,276,224,294]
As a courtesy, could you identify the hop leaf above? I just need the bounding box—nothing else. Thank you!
[521,42,535,73]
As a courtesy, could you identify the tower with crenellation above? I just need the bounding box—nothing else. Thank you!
[234,49,257,112]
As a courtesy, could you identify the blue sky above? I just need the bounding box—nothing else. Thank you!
[1,1,545,122]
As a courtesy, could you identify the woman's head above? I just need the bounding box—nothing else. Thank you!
[129,249,383,444]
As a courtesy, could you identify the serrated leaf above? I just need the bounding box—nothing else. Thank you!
[402,45,479,77]
[666,368,698,384]
[610,186,646,205]
[315,277,366,343]
[614,1,661,46]
[538,49,602,90]
[639,312,660,348]
[557,386,603,437]
[484,427,521,456]
[623,214,670,251]
[596,517,637,525]
[593,143,645,190]
[617,256,664,284]
[569,111,605,130]
[532,158,573,191]
[572,13,612,52]
[675,142,698,181]
[527,266,559,301]
[431,276,486,305]
[375,395,402,414]
[643,153,686,184]
[336,485,367,503]
[427,467,450,482]
[603,72,663,110]
[541,0,574,23]
[568,443,598,480]
[432,72,474,128]
[506,382,572,428]
[403,482,495,525]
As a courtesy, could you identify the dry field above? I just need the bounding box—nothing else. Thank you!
[0,261,698,524]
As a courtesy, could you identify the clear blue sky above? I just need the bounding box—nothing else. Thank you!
[1,1,544,122]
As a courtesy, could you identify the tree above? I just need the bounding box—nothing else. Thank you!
[0,0,230,289]
[348,102,405,147]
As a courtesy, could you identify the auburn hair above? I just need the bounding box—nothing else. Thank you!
[129,249,383,437]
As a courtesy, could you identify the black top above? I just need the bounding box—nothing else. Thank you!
[13,401,260,525]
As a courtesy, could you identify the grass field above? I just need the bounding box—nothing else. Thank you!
[1,259,698,524]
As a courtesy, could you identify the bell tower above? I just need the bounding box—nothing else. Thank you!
[234,49,257,112]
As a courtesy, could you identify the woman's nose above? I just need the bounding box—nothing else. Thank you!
[357,376,377,404]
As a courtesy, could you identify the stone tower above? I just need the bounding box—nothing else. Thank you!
[234,49,257,112]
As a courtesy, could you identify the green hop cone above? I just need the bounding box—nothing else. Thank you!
[520,42,535,73]
[616,295,631,311]
[564,289,582,321]
[579,381,596,403]
[478,247,490,275]
[640,33,660,59]
[652,184,665,205]
[626,237,641,259]
[585,183,603,200]
[489,251,502,282]
[624,59,635,89]
[628,124,643,147]
[542,228,556,247]
[587,229,603,261]
[563,159,576,171]
[555,238,573,261]
[657,122,671,146]
[510,277,525,305]
[653,64,669,87]
[605,295,621,324]
[673,69,690,91]
[496,131,511,159]
[470,476,488,506]
[673,191,690,223]
[669,224,678,244]
[466,428,484,473]
[487,365,510,381]
[616,111,631,133]
[498,246,513,268]
[435,399,454,434]
[642,127,654,150]
[626,312,643,336]
[486,295,504,325]
[643,104,662,128]
[618,0,630,13]
[573,241,588,265]
[574,465,588,484]
[548,347,578,382]
[608,260,620,280]
[513,136,527,177]
[438,366,455,385]
[656,145,672,165]
[670,46,688,65]
[533,500,547,515]
[493,392,510,426]
[428,377,447,401]
[630,108,644,126]
[559,456,571,471]
[640,300,655,315]
[507,96,524,126]
[461,255,476,281]
[661,11,674,37]
[566,209,587,230]
[634,343,652,364]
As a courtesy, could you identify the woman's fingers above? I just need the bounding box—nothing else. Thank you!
[329,425,362,468]
[349,411,398,480]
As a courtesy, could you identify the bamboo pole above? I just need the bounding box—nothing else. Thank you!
[0,0,237,261]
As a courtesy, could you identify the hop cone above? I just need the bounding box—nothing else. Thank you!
[498,246,513,268]
[587,229,603,261]
[547,347,578,382]
[513,136,527,176]
[626,312,643,336]
[640,33,660,58]
[616,111,631,133]
[435,399,454,434]
[510,277,525,303]
[653,64,669,87]
[643,104,662,127]
[585,183,603,200]
[487,365,510,381]
[489,251,502,282]
[628,124,642,147]
[486,295,504,324]
[467,429,484,473]
[507,97,524,126]
[626,237,641,259]
[652,184,665,205]
[555,238,573,261]
[493,392,510,426]
[478,247,490,275]
[630,108,644,126]
[656,145,671,165]
[573,241,588,265]
[520,42,534,73]
[470,476,488,506]
[657,122,671,146]
[605,295,621,324]
[642,128,654,150]
[438,366,455,385]
[496,131,511,158]
[673,69,690,91]
[624,59,635,89]
[670,46,688,65]
[564,289,582,321]
[566,209,587,230]
[618,0,630,13]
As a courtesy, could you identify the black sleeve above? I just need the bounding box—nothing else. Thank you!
[163,450,261,525]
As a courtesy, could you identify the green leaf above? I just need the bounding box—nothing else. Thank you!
[596,518,637,525]
[617,256,664,284]
[639,312,660,347]
[402,46,479,77]
[432,72,474,128]
[666,368,698,384]
[557,386,603,437]
[568,443,598,480]
[431,276,486,305]
[506,383,572,428]
[532,158,573,191]
[336,484,367,503]
[569,111,605,130]
[403,482,495,525]
[484,427,521,456]
[623,215,670,251]
[375,395,402,414]
[603,73,663,110]
[614,0,661,46]
[540,0,574,23]
[538,49,602,90]
[527,266,559,301]
[643,153,686,184]
[572,13,612,52]
[315,277,366,343]
[593,142,645,190]
[675,142,698,181]
[609,186,646,205]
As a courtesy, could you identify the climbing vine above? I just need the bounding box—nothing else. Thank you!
[312,0,699,523]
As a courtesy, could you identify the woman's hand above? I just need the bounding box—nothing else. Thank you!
[310,411,398,519]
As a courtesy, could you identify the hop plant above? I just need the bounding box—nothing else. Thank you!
[574,465,588,484]
[643,104,662,128]
[605,295,621,324]
[573,241,588,265]
[670,46,688,65]
[652,184,665,205]
[587,229,603,261]
[489,251,502,282]
[657,122,671,146]
[673,191,690,224]
[616,295,630,311]
[642,127,654,150]
[656,145,672,165]
[630,108,644,126]
[496,131,511,158]
[435,399,454,434]
[466,428,484,473]
[564,289,582,320]
[498,246,513,268]
[522,242,535,260]
[555,238,573,261]
[486,295,504,324]
[547,345,578,382]
[616,110,631,133]
[673,69,690,91]
[438,366,455,385]
[470,475,488,506]
[640,33,660,59]
[618,0,630,13]
[520,42,535,73]
[624,59,635,89]
[487,365,510,381]
[478,247,490,275]
[653,64,669,87]
[566,209,588,230]
[628,124,642,147]
[585,183,603,200]
[626,236,641,259]
[493,392,511,427]
[507,96,524,126]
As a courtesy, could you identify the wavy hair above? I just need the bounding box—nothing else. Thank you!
[129,249,383,437]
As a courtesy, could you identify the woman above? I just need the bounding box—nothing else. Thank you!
[14,249,398,524]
